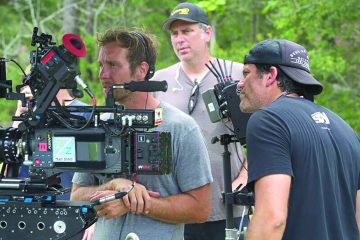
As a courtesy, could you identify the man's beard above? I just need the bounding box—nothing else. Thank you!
[113,89,132,103]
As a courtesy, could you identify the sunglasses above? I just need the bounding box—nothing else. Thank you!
[188,80,200,114]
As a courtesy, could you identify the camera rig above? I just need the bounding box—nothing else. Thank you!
[202,59,251,146]
[0,27,171,239]
[202,59,254,240]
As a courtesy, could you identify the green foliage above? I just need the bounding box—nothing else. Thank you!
[316,83,360,134]
[263,0,360,87]
[0,0,358,134]
[261,0,360,134]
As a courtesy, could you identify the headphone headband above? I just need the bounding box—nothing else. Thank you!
[130,31,155,80]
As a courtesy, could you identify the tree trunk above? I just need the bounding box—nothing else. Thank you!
[85,0,95,82]
[63,0,79,35]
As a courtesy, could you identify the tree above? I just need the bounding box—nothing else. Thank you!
[0,0,358,133]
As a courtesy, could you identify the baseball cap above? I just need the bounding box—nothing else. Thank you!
[163,2,208,30]
[244,39,323,95]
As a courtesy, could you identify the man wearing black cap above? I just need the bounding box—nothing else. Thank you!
[238,39,360,239]
[153,2,248,240]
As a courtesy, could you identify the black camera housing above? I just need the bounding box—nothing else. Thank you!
[0,27,173,240]
[202,81,251,145]
[0,27,172,188]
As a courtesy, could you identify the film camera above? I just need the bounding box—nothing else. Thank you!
[0,27,171,239]
[201,60,251,145]
[201,62,254,205]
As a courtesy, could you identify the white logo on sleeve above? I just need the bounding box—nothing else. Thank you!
[311,112,330,124]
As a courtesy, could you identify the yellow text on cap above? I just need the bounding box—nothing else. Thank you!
[171,8,190,16]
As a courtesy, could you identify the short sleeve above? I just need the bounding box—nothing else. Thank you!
[247,109,293,184]
[72,172,97,186]
[173,123,213,192]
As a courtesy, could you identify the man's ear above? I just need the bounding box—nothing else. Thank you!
[265,66,278,87]
[202,25,212,42]
[134,61,149,81]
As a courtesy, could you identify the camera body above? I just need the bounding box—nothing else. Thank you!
[26,122,171,181]
[202,80,251,145]
[0,27,172,187]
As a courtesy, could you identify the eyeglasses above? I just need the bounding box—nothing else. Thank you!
[188,80,200,114]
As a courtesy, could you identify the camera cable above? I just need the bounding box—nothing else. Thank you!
[91,180,135,206]
[50,76,97,130]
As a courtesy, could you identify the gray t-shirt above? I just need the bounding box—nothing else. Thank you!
[72,102,213,240]
[153,60,246,221]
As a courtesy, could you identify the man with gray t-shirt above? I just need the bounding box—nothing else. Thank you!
[71,28,213,240]
[154,2,248,240]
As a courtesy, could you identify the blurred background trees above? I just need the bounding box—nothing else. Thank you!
[0,0,359,133]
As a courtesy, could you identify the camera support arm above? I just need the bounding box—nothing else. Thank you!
[17,79,61,132]
[32,78,61,116]
[212,134,239,239]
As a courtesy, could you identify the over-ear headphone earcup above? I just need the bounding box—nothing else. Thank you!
[147,64,155,80]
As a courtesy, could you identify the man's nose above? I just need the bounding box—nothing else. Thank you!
[236,80,245,95]
[237,80,244,90]
[173,33,185,43]
[99,67,108,79]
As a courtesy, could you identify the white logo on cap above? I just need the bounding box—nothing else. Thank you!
[289,49,309,71]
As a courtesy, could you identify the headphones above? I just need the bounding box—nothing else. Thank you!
[130,31,155,80]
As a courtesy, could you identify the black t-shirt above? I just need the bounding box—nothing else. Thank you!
[247,96,360,240]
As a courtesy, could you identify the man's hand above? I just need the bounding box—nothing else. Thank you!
[232,166,248,191]
[82,223,95,240]
[13,86,33,128]
[109,178,159,215]
[90,190,129,220]
[15,86,32,115]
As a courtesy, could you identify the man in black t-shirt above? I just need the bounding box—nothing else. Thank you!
[237,39,360,240]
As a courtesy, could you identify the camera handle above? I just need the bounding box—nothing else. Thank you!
[212,134,239,240]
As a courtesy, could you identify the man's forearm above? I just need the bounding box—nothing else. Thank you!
[70,182,112,201]
[246,175,290,240]
[246,213,286,240]
[145,184,211,224]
